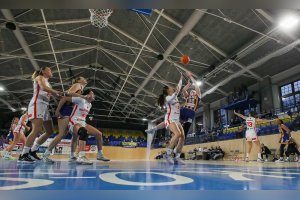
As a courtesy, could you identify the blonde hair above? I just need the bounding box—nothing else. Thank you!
[31,67,48,80]
[72,77,82,85]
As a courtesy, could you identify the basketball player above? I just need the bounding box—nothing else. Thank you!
[18,67,61,163]
[157,74,185,164]
[275,118,291,163]
[1,117,18,158]
[234,110,274,162]
[41,77,89,164]
[56,89,109,164]
[180,71,201,136]
[2,112,29,160]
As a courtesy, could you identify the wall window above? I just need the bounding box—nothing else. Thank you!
[280,79,300,111]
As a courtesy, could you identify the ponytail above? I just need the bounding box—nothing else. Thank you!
[31,66,47,80]
[157,86,168,108]
[72,77,81,85]
[31,71,40,80]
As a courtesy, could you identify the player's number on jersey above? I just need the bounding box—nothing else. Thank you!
[247,122,253,127]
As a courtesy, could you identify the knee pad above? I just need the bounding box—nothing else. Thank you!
[78,127,88,141]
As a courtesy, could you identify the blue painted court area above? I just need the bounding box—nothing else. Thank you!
[0,160,299,190]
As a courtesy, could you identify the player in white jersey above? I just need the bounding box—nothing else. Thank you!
[2,112,30,160]
[234,110,274,162]
[41,77,90,164]
[157,73,185,164]
[51,89,109,165]
[18,67,61,163]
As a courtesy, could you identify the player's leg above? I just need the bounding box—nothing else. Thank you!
[19,118,44,163]
[253,139,263,162]
[245,140,252,162]
[165,122,182,164]
[42,118,69,163]
[73,124,92,165]
[85,124,110,161]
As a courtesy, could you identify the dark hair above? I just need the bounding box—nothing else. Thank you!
[82,89,92,96]
[278,119,284,124]
[157,86,169,108]
[72,77,82,85]
[249,111,257,117]
[32,66,48,80]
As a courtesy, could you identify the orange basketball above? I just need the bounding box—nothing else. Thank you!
[180,55,190,65]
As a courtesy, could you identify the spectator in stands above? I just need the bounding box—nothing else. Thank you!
[285,138,300,162]
[261,143,271,162]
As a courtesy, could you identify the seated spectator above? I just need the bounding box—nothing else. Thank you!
[285,138,300,162]
[261,143,271,161]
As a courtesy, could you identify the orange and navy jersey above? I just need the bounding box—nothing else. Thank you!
[183,92,200,111]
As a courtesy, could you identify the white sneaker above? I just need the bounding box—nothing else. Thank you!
[298,157,300,163]
[76,156,93,165]
[276,159,284,163]
[164,154,174,164]
[264,159,268,162]
[97,154,110,162]
[285,158,290,162]
[257,158,264,163]
[4,154,16,160]
[42,154,54,164]
[245,157,249,162]
[174,157,185,165]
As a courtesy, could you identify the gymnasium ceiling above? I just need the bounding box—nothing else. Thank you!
[0,9,300,125]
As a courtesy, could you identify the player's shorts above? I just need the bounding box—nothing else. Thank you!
[28,102,51,121]
[164,117,180,129]
[60,103,73,117]
[245,129,258,142]
[180,107,195,123]
[68,118,86,133]
[13,125,25,134]
[281,134,289,143]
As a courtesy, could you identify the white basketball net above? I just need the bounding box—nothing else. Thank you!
[89,9,113,28]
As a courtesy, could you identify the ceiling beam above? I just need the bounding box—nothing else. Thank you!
[121,10,207,113]
[1,9,39,70]
[202,38,300,97]
[154,9,263,81]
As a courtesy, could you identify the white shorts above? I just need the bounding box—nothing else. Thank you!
[164,118,180,129]
[245,129,258,141]
[28,102,51,121]
[13,125,25,134]
[68,119,86,134]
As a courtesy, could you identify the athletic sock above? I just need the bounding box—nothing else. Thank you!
[257,153,262,159]
[21,146,30,155]
[98,150,103,155]
[167,148,172,155]
[79,151,85,158]
[246,153,249,158]
[70,152,75,158]
[31,142,40,152]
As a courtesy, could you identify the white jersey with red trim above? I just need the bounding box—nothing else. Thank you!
[246,117,256,131]
[69,97,92,125]
[14,114,28,133]
[164,93,180,127]
[29,78,51,106]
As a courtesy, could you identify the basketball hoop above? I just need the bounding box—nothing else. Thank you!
[89,9,113,28]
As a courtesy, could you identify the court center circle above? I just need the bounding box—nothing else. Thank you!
[0,177,54,190]
[99,171,193,186]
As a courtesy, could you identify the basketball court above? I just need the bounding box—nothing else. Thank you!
[0,7,300,196]
[0,160,299,190]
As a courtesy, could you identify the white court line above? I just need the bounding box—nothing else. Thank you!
[49,176,96,179]
[0,172,68,175]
